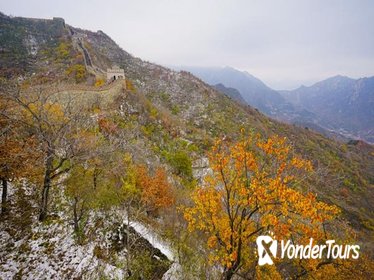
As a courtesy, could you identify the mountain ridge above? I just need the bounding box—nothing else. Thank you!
[176,65,293,116]
[181,65,374,143]
[280,75,374,143]
[213,83,247,104]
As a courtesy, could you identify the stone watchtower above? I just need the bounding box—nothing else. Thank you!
[106,65,125,81]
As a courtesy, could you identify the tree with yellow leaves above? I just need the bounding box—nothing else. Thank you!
[184,134,340,279]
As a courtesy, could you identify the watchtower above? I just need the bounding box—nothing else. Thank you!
[107,65,125,81]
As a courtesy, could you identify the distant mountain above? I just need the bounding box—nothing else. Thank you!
[180,66,374,143]
[213,83,246,104]
[178,66,294,117]
[280,75,374,143]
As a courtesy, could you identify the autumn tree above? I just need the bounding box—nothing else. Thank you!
[65,149,143,265]
[63,131,100,236]
[102,152,142,277]
[125,79,136,92]
[0,129,39,215]
[0,91,40,215]
[65,64,86,83]
[184,134,340,279]
[1,82,90,221]
[93,157,175,276]
[64,130,120,240]
[65,164,94,238]
[135,165,174,215]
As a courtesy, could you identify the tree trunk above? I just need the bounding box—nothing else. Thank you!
[223,269,234,280]
[39,150,53,221]
[73,197,79,233]
[1,178,8,214]
[222,255,240,280]
[93,168,98,190]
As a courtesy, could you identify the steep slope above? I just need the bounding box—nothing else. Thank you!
[280,75,374,143]
[213,83,246,104]
[0,12,83,81]
[1,13,374,278]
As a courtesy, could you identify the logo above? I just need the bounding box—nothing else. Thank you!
[256,235,360,266]
[256,235,278,265]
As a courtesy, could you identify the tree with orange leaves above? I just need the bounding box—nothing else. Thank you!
[0,94,40,214]
[184,134,340,279]
[135,165,174,215]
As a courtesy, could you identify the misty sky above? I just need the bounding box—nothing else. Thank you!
[1,0,374,89]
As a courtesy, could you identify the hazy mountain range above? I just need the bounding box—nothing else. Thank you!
[280,75,374,143]
[176,66,290,116]
[179,66,374,143]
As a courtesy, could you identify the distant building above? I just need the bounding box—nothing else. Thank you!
[107,65,125,81]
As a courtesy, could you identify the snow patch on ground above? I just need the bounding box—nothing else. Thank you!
[0,218,124,279]
[1,183,181,279]
[0,184,124,279]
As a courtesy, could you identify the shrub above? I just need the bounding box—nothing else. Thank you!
[56,41,70,61]
[167,151,193,179]
[95,78,105,87]
[65,64,86,83]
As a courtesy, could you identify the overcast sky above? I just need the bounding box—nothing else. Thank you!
[1,0,374,89]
